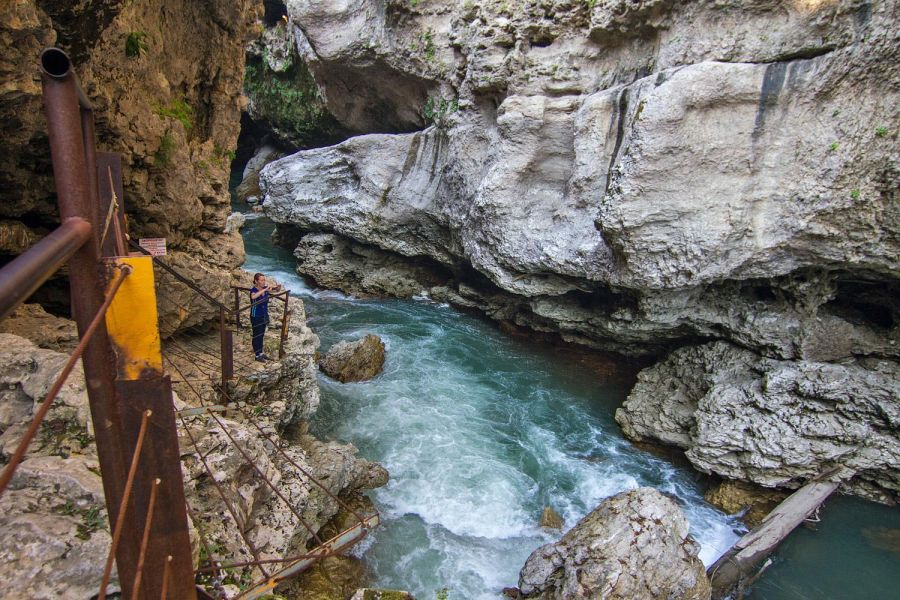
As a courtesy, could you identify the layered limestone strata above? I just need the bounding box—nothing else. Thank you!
[256,0,899,498]
[616,342,900,502]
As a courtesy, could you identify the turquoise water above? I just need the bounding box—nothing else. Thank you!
[238,211,900,599]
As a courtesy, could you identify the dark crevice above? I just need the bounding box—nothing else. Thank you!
[825,278,899,331]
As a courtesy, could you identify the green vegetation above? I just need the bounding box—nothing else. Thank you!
[829,141,839,152]
[153,131,177,168]
[850,189,861,200]
[422,29,436,61]
[125,31,148,58]
[423,95,458,128]
[155,98,194,132]
[58,501,106,540]
[875,126,888,137]
[39,418,93,457]
[244,57,341,146]
[213,142,237,167]
[585,0,598,8]
[435,588,450,600]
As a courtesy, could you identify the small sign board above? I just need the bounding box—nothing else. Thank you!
[138,238,167,256]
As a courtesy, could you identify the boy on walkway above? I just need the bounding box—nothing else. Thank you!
[250,272,274,361]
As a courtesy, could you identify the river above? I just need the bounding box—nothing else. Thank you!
[237,208,899,600]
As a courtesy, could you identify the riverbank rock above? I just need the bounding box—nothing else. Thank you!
[616,342,900,503]
[705,480,788,529]
[518,487,710,600]
[350,591,416,600]
[320,335,386,382]
[539,506,565,530]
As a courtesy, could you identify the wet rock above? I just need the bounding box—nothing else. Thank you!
[320,334,386,383]
[519,487,710,600]
[350,590,416,600]
[0,303,78,351]
[862,527,900,555]
[294,233,451,298]
[539,506,564,530]
[223,211,246,233]
[616,342,900,502]
[284,555,367,600]
[704,480,788,529]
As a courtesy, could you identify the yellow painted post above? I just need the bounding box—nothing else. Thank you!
[104,256,162,379]
[103,255,197,599]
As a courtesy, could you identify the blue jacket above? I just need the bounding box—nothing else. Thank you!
[250,287,269,320]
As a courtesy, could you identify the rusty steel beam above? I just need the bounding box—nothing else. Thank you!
[0,217,91,321]
[279,294,290,359]
[40,46,139,597]
[119,377,197,600]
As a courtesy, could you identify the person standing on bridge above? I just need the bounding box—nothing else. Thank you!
[250,272,276,362]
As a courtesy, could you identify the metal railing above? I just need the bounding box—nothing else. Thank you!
[0,47,378,600]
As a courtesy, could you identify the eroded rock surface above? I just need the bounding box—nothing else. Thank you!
[518,487,710,600]
[259,0,900,501]
[320,334,387,383]
[616,342,900,502]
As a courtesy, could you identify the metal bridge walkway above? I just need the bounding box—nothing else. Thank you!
[0,47,378,600]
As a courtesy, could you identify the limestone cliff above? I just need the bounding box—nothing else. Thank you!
[1,0,260,318]
[256,0,899,499]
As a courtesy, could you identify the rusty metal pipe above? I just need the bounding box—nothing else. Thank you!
[42,46,139,597]
[0,218,91,321]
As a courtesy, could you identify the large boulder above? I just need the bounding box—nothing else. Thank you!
[616,342,900,503]
[518,487,710,600]
[320,334,386,383]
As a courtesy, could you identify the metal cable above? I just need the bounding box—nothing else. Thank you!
[0,264,132,497]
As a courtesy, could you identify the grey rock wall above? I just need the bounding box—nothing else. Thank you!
[258,0,899,497]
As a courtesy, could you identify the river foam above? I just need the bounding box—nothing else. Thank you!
[242,227,743,600]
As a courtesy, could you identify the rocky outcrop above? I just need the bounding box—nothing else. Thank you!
[704,480,788,529]
[257,0,899,501]
[518,487,710,600]
[294,232,451,298]
[260,0,898,361]
[320,334,387,383]
[616,342,900,503]
[1,0,260,331]
[0,333,116,599]
[0,303,78,351]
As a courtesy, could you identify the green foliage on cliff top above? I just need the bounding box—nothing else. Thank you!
[155,98,194,132]
[124,31,148,58]
[244,57,341,147]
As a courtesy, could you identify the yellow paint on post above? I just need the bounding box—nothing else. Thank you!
[104,256,162,380]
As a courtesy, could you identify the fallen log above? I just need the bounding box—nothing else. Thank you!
[707,466,853,598]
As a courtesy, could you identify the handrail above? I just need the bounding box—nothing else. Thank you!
[0,217,92,321]
[127,238,231,311]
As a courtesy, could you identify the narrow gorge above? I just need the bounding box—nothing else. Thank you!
[1,0,898,599]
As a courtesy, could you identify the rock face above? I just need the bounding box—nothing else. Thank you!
[0,333,117,599]
[616,342,900,503]
[518,487,710,600]
[261,0,899,358]
[0,300,388,596]
[0,0,259,331]
[320,334,387,383]
[258,0,900,499]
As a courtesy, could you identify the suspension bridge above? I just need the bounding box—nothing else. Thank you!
[0,48,378,599]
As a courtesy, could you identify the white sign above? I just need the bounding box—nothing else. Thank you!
[138,238,167,256]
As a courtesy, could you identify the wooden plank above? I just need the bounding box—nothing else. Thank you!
[708,468,852,598]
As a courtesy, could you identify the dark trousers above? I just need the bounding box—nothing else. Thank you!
[251,315,266,356]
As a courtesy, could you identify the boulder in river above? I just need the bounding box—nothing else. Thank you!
[539,506,565,530]
[518,487,711,600]
[320,334,386,382]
